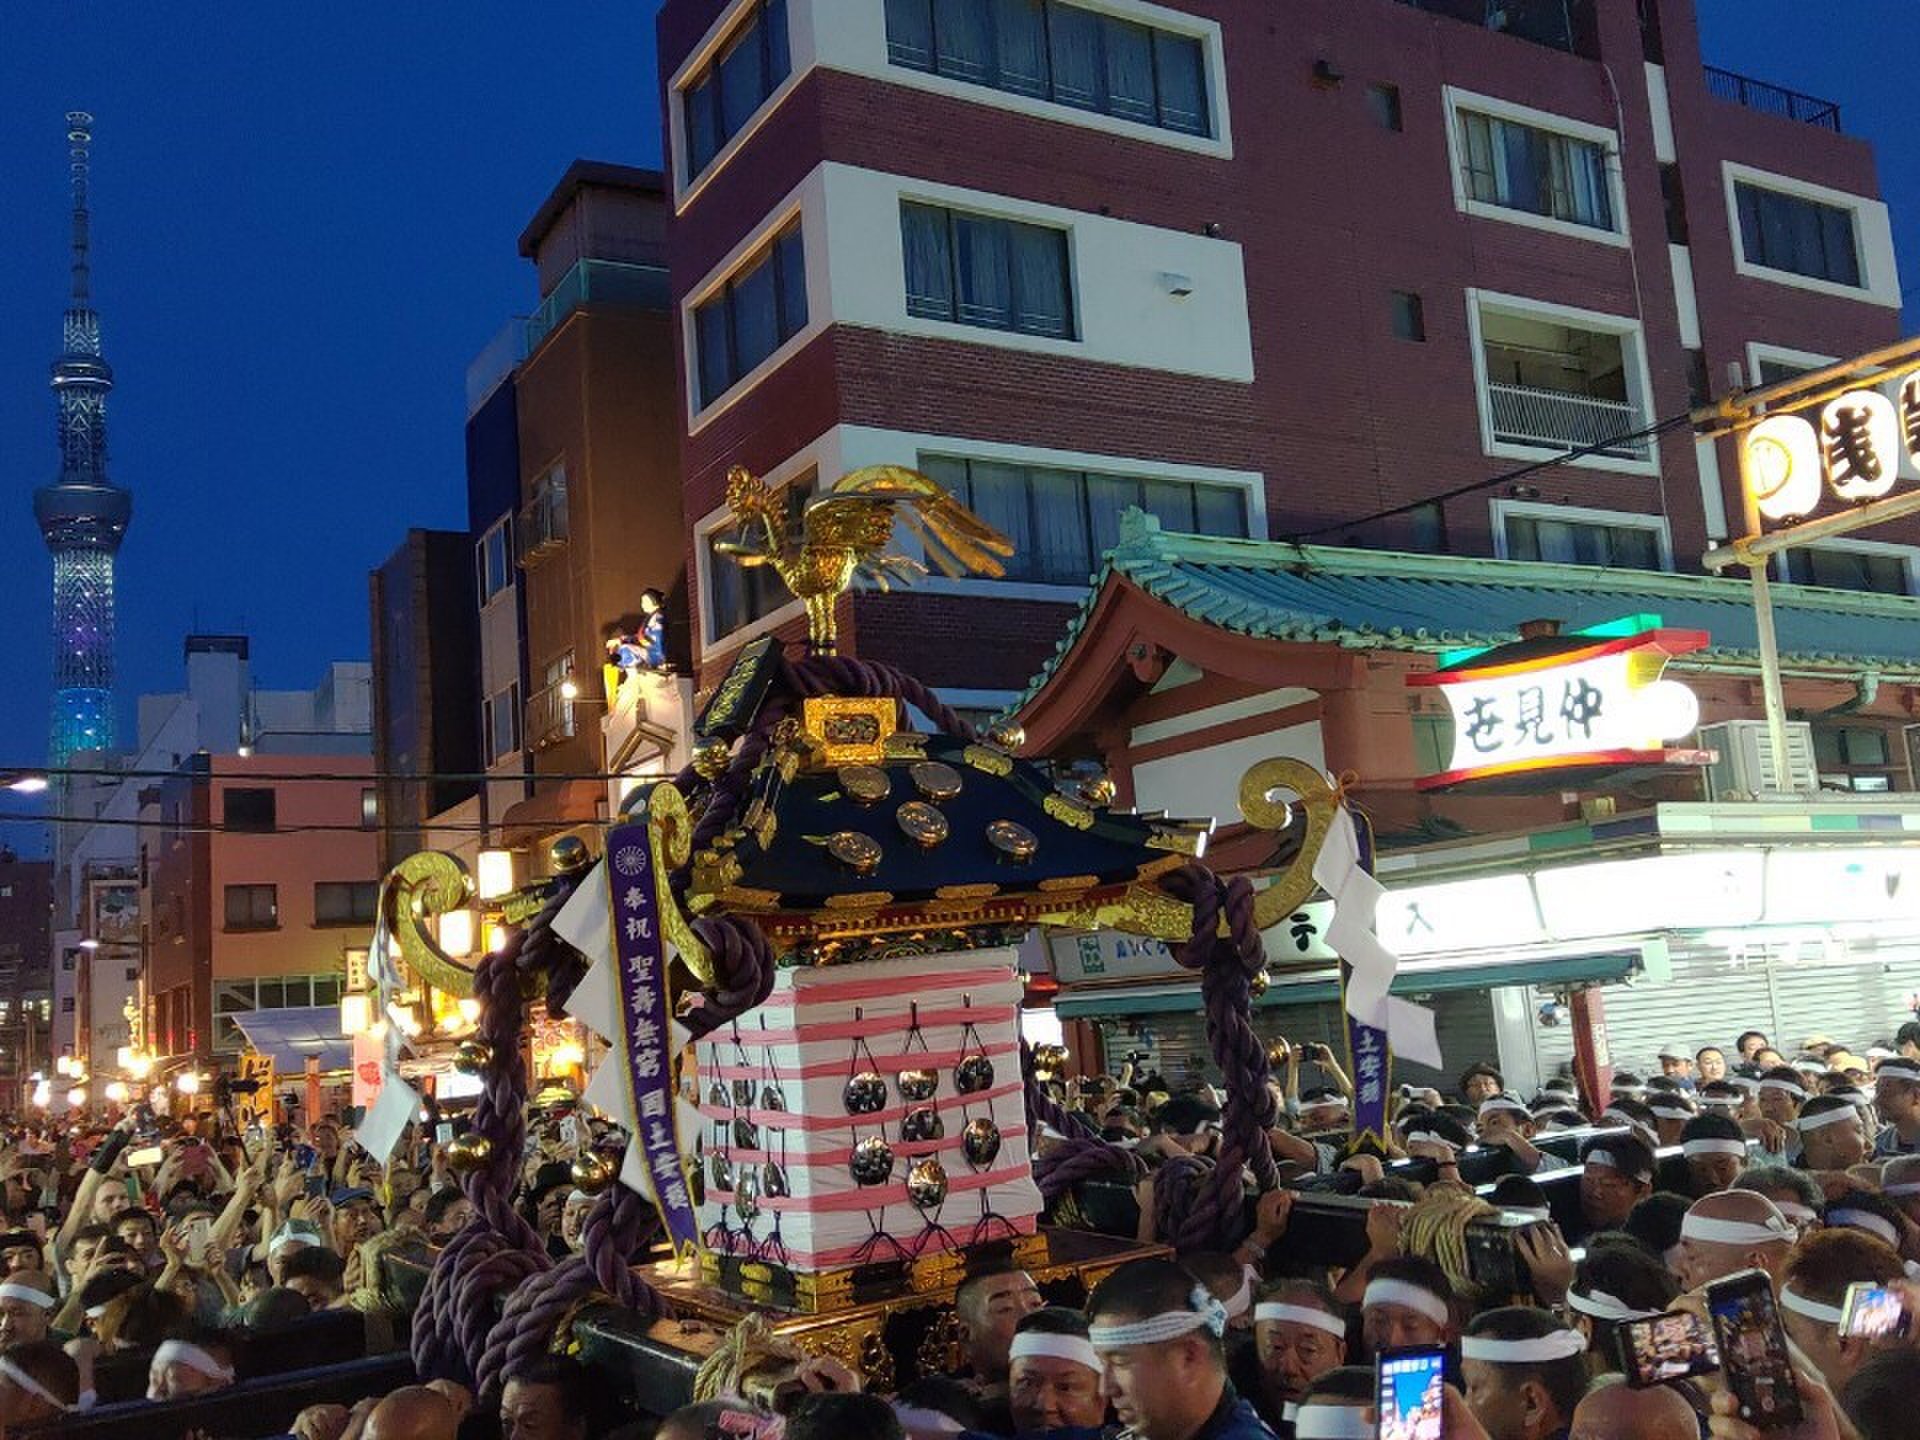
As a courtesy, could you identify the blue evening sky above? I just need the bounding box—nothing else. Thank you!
[0,4,1912,840]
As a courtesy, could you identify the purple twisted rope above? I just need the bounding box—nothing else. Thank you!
[415,881,581,1384]
[1154,865,1277,1253]
[1020,1041,1140,1206]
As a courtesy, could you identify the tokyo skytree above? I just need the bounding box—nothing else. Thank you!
[35,112,131,768]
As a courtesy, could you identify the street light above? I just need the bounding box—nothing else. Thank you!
[6,776,48,795]
[559,678,581,701]
[176,1072,201,1095]
[77,939,100,952]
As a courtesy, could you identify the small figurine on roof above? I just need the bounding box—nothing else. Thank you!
[606,590,672,677]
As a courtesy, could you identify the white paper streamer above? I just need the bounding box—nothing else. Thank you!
[1313,808,1441,1068]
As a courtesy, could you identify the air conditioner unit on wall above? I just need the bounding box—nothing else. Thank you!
[1699,719,1818,798]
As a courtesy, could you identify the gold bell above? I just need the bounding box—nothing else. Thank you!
[1248,968,1272,1000]
[1266,1039,1291,1068]
[693,739,732,780]
[1035,1043,1070,1078]
[1081,774,1117,806]
[987,722,1026,753]
[453,1039,492,1076]
[446,1133,493,1173]
[570,1152,616,1195]
[549,835,591,874]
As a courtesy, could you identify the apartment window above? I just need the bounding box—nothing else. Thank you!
[1782,547,1911,596]
[223,884,279,932]
[223,788,276,833]
[361,788,378,828]
[694,222,808,408]
[902,203,1074,339]
[708,476,813,636]
[1735,182,1860,287]
[1476,299,1650,464]
[1390,290,1426,342]
[1814,725,1895,792]
[918,455,1249,584]
[885,0,1211,138]
[683,0,791,179]
[1367,82,1403,132]
[476,519,513,605]
[314,881,378,926]
[484,684,521,764]
[1503,511,1664,570]
[1457,109,1616,231]
[1757,357,1819,386]
[520,467,569,562]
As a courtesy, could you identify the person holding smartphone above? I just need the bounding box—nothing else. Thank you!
[1777,1230,1906,1401]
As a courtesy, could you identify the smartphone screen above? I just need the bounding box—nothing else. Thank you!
[186,1216,211,1268]
[305,1174,327,1199]
[126,1144,164,1169]
[1841,1283,1911,1340]
[1707,1269,1804,1428]
[1375,1346,1447,1440]
[1617,1309,1721,1388]
[435,1122,454,1145]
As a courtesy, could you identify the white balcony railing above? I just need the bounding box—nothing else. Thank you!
[1487,381,1650,461]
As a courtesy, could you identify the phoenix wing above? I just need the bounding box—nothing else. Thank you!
[809,465,1014,580]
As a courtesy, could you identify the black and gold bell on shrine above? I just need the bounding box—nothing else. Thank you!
[843,1072,888,1115]
[901,1108,943,1143]
[850,1136,894,1186]
[955,1054,995,1094]
[962,1117,1002,1168]
[906,1158,949,1209]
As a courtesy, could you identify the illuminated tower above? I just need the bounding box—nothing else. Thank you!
[35,112,130,767]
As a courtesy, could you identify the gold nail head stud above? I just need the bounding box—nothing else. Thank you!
[837,765,891,805]
[910,762,964,802]
[986,820,1038,861]
[896,801,950,848]
[826,831,884,875]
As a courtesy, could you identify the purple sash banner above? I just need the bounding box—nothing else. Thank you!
[1340,812,1391,1147]
[604,820,700,1256]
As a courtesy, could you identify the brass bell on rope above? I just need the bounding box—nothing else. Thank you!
[549,835,592,874]
[446,1133,493,1173]
[1080,774,1117,806]
[1033,1043,1069,1081]
[570,1151,616,1195]
[1248,969,1272,1000]
[693,739,732,780]
[1266,1039,1291,1069]
[453,1039,492,1076]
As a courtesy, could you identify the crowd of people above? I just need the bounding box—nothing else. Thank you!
[7,1023,1920,1438]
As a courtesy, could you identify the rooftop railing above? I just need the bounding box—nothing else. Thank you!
[1704,65,1842,132]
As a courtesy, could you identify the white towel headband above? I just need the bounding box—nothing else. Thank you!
[1679,1212,1795,1246]
[1405,1131,1459,1154]
[151,1340,234,1383]
[1760,1079,1807,1099]
[1459,1328,1587,1363]
[1008,1333,1101,1372]
[1775,1201,1820,1223]
[1087,1286,1228,1348]
[1827,1209,1900,1247]
[1649,1098,1694,1117]
[1778,1287,1844,1325]
[1878,1060,1920,1083]
[1797,1106,1861,1132]
[0,1357,69,1412]
[1882,1182,1920,1198]
[892,1405,965,1436]
[1362,1279,1449,1326]
[1478,1096,1531,1119]
[1222,1264,1256,1320]
[1682,1138,1748,1158]
[1253,1301,1348,1339]
[0,1283,56,1310]
[1292,1404,1372,1440]
[1564,1287,1660,1323]
[1585,1149,1651,1182]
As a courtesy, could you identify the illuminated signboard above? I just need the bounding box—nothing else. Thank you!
[1409,615,1710,789]
[1745,377,1920,523]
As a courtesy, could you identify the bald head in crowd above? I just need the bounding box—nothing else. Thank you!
[364,1386,461,1440]
[1674,1191,1796,1289]
[1569,1378,1697,1440]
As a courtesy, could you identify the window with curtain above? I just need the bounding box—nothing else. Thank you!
[707,475,815,636]
[1504,514,1663,570]
[900,202,1073,338]
[682,0,791,180]
[921,454,1249,583]
[884,0,1212,138]
[1457,108,1617,231]
[693,222,809,408]
[1735,183,1861,287]
[1783,547,1909,595]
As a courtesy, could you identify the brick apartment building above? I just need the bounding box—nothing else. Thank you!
[0,853,53,1102]
[655,0,1903,707]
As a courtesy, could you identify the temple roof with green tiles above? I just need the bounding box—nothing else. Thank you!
[1008,509,1920,713]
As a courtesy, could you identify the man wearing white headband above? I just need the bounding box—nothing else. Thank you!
[1458,1307,1585,1440]
[0,1269,58,1348]
[1085,1259,1272,1440]
[1779,1229,1905,1399]
[1008,1309,1106,1434]
[1476,1096,1545,1175]
[0,1339,79,1427]
[1251,1279,1347,1426]
[1756,1066,1808,1129]
[148,1334,237,1401]
[1579,1135,1654,1233]
[1796,1094,1869,1173]
[1872,1057,1920,1158]
[1674,1191,1795,1290]
[1676,1114,1748,1197]
[1360,1257,1455,1357]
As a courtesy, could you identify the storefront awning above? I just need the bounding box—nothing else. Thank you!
[1053,950,1638,1018]
[230,1007,351,1073]
[498,779,603,844]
